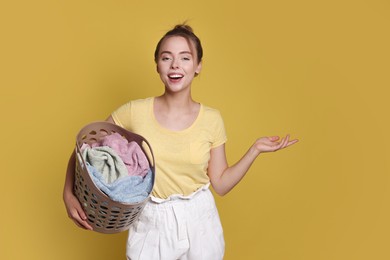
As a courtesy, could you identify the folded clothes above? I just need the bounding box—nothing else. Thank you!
[87,164,153,204]
[82,146,128,184]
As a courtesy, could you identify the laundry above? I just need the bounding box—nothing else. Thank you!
[82,145,129,184]
[79,132,153,203]
[100,132,149,177]
[87,164,153,204]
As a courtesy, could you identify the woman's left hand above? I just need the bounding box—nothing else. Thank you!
[253,134,298,154]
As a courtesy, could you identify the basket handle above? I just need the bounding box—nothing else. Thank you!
[75,121,156,176]
[141,137,155,171]
[75,143,85,170]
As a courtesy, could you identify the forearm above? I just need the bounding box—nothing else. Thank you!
[210,135,298,196]
[212,146,260,196]
[63,151,76,199]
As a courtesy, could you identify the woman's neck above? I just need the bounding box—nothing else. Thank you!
[153,92,201,131]
[156,92,197,114]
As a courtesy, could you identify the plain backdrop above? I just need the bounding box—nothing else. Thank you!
[1,0,389,259]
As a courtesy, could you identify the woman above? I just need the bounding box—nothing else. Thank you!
[63,24,298,260]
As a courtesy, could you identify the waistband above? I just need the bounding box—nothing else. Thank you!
[150,183,211,204]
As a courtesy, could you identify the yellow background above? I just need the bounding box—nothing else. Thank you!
[1,0,389,259]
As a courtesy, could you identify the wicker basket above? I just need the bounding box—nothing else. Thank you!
[74,121,155,234]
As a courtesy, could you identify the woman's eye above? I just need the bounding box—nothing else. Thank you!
[161,57,171,61]
[182,57,190,61]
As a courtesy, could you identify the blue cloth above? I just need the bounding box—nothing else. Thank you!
[87,164,153,204]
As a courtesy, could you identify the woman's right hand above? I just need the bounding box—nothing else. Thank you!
[64,150,93,230]
[63,189,93,230]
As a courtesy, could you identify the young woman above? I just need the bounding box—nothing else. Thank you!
[63,24,298,260]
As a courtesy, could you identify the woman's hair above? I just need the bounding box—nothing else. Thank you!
[154,24,203,64]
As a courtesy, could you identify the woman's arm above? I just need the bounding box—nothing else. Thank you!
[207,135,298,196]
[63,150,93,230]
[62,116,116,230]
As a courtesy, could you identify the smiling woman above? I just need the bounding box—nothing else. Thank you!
[156,36,202,95]
[63,23,298,260]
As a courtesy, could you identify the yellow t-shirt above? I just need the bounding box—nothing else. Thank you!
[111,97,227,199]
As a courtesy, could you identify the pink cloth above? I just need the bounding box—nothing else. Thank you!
[81,132,150,177]
[101,133,150,177]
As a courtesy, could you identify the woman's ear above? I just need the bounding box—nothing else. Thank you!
[195,61,202,76]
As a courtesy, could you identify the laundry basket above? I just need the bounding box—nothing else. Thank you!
[73,121,155,234]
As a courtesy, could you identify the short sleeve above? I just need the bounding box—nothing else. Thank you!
[111,101,132,130]
[211,110,227,148]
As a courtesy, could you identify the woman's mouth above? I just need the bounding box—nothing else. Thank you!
[168,74,183,79]
[168,74,184,81]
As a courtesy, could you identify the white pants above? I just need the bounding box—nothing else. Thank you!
[126,184,225,260]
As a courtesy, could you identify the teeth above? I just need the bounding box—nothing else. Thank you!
[169,74,183,79]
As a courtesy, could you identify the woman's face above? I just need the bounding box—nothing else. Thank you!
[156,36,202,94]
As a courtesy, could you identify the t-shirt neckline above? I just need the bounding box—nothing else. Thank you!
[150,97,203,134]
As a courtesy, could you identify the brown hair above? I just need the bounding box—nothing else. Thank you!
[154,24,203,64]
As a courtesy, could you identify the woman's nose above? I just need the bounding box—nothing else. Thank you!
[171,59,179,69]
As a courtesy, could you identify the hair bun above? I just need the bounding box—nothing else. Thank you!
[174,24,194,33]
